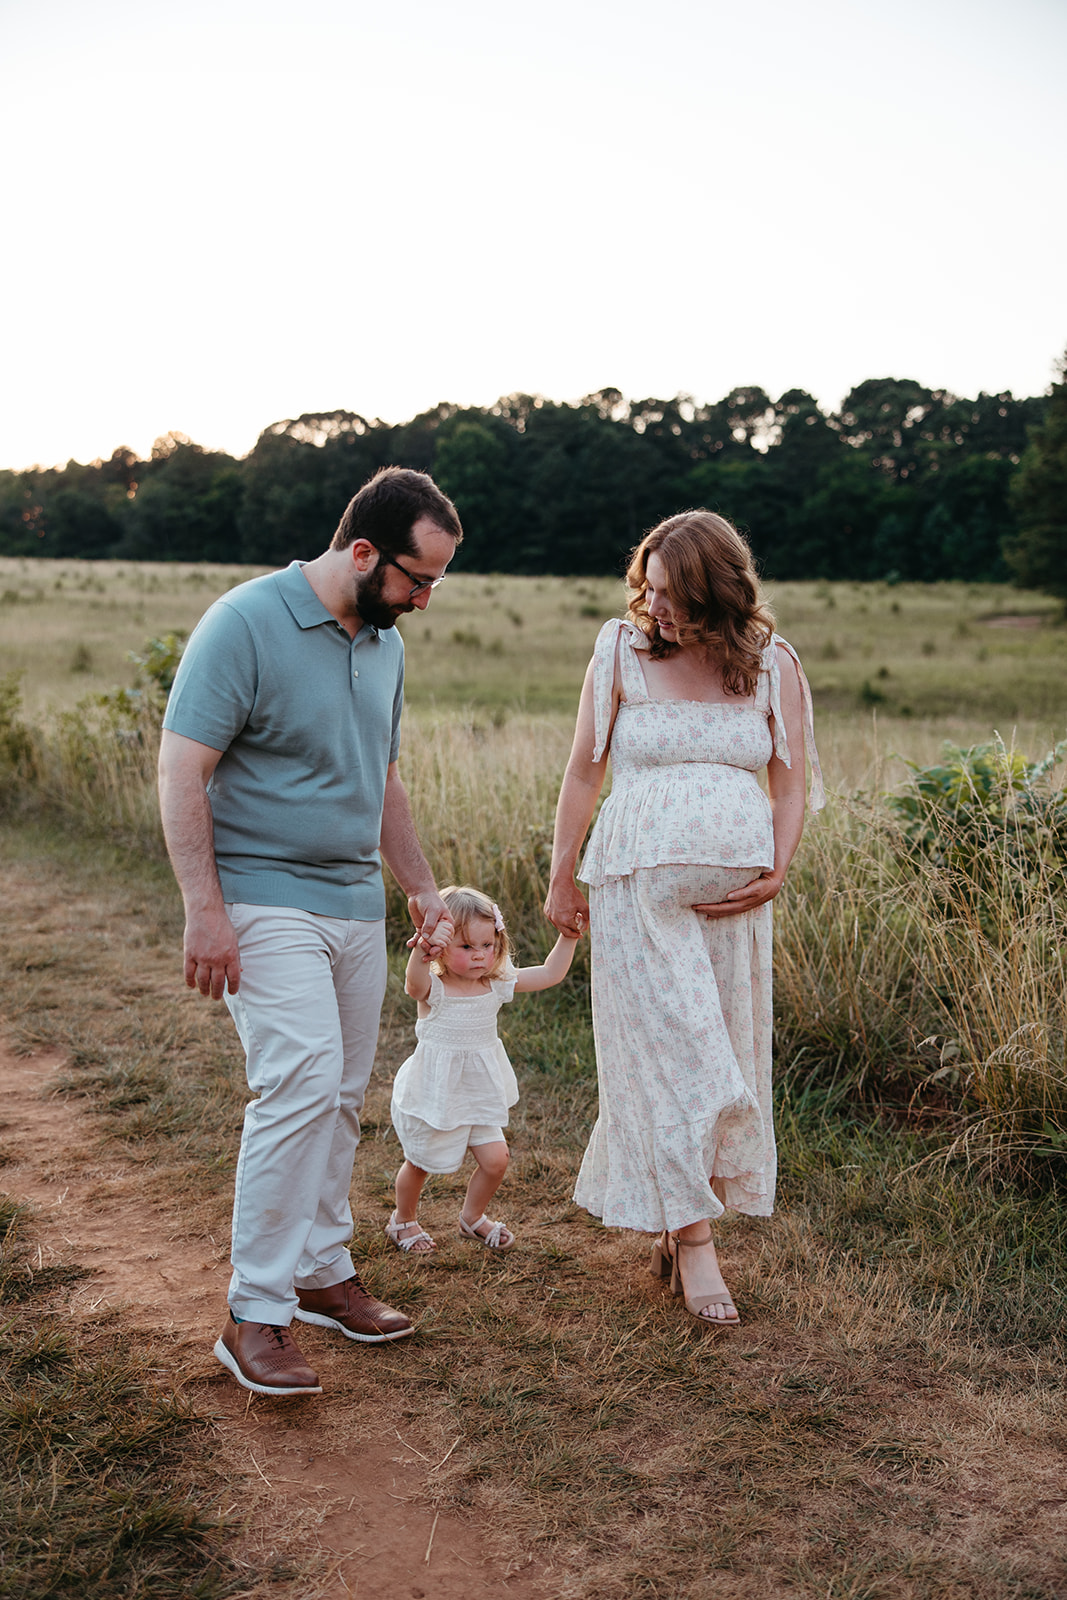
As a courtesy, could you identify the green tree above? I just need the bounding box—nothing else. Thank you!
[114,435,243,561]
[834,377,938,480]
[919,455,1014,582]
[432,417,514,569]
[237,412,391,564]
[1003,353,1067,597]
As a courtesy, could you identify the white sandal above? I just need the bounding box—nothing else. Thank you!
[458,1213,516,1252]
[385,1210,436,1255]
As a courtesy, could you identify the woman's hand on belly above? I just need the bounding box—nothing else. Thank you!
[693,869,784,918]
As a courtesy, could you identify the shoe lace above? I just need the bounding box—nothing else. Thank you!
[258,1324,294,1348]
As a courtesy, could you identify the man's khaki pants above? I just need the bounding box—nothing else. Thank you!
[223,903,388,1325]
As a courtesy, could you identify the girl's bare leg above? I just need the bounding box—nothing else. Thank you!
[391,1160,434,1252]
[460,1140,510,1236]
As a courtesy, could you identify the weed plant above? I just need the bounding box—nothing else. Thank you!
[775,763,1067,1180]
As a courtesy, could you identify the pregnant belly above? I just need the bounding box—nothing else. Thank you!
[638,862,764,915]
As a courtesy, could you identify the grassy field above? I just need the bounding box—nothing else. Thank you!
[2,555,1065,786]
[2,558,1066,1597]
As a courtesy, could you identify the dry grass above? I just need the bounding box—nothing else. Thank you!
[3,565,1067,1594]
[3,556,1066,755]
[2,822,1066,1599]
[0,1185,247,1599]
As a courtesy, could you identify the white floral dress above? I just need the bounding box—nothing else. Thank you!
[573,619,824,1233]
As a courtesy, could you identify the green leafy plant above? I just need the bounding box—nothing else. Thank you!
[125,631,187,702]
[886,736,1067,899]
[0,674,40,803]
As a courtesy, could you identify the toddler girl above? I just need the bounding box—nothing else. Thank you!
[386,885,580,1254]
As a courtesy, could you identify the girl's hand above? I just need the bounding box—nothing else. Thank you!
[693,872,783,919]
[406,892,454,955]
[560,911,584,941]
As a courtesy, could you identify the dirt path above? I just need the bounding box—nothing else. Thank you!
[0,1042,544,1600]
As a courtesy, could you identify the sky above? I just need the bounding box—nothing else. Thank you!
[2,0,1065,471]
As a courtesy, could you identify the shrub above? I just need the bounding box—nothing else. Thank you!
[774,751,1067,1185]
[885,737,1067,916]
[0,675,41,806]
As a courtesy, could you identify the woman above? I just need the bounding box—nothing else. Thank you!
[545,510,823,1326]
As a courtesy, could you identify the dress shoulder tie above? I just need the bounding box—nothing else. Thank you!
[591,617,643,763]
[765,634,826,812]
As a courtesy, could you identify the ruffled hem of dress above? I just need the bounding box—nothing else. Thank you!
[573,1168,773,1232]
[389,1103,514,1131]
[580,836,773,887]
[580,847,773,888]
[579,786,773,887]
[572,1102,774,1232]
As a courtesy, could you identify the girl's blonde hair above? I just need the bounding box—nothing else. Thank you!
[432,885,513,981]
[626,509,775,697]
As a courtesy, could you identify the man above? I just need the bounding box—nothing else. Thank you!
[158,466,460,1398]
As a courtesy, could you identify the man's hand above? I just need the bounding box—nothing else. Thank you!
[183,906,242,999]
[406,891,454,957]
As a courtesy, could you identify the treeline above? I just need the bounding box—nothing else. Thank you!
[0,377,1048,580]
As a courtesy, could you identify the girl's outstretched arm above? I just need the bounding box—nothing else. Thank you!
[514,926,582,994]
[404,944,434,1002]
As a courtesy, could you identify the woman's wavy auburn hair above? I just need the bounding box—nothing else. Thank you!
[626,510,775,697]
[431,885,513,981]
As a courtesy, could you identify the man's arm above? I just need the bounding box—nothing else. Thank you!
[379,761,453,952]
[158,729,242,999]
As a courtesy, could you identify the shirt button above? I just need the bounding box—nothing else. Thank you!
[353,669,359,678]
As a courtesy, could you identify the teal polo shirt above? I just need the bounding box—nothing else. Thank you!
[163,561,405,920]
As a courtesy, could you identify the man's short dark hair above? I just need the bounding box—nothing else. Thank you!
[331,466,463,556]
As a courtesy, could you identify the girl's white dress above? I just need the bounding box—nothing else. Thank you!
[390,970,519,1132]
[574,618,823,1233]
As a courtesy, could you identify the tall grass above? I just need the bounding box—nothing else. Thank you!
[382,711,572,945]
[3,570,1066,1184]
[774,796,1067,1177]
[1,674,162,849]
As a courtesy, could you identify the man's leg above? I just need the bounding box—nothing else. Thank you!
[289,916,414,1342]
[295,914,388,1291]
[224,904,354,1326]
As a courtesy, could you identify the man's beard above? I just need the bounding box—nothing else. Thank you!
[353,564,410,631]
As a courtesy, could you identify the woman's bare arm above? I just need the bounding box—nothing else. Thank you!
[544,658,612,933]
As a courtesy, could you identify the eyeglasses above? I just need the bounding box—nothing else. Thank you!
[378,552,447,598]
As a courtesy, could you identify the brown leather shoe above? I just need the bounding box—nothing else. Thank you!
[213,1313,322,1396]
[294,1275,414,1343]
